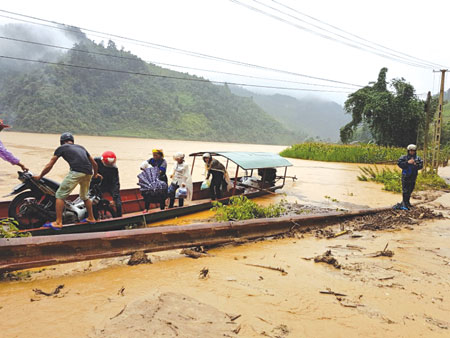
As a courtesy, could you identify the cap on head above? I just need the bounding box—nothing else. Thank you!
[60,132,74,145]
[173,152,185,160]
[202,153,211,159]
[407,144,417,151]
[102,151,117,167]
[0,119,11,129]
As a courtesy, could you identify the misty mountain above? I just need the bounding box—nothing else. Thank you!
[0,23,85,77]
[0,24,302,145]
[230,86,351,142]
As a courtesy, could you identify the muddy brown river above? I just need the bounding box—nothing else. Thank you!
[0,131,402,209]
[1,132,449,337]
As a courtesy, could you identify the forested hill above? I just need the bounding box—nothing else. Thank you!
[0,24,303,145]
[230,86,350,142]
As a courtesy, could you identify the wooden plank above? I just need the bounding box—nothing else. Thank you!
[0,206,390,273]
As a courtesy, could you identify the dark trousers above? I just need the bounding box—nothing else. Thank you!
[210,172,224,200]
[143,194,165,210]
[168,183,184,208]
[101,186,123,217]
[402,175,416,206]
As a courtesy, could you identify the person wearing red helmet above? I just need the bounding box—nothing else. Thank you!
[92,151,122,216]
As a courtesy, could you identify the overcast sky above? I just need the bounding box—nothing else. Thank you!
[0,0,449,104]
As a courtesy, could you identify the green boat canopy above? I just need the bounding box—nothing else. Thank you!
[189,151,293,170]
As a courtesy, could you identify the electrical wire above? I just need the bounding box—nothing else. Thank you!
[0,55,352,93]
[0,9,364,87]
[0,35,356,90]
[229,0,437,69]
[252,0,443,69]
[271,0,448,69]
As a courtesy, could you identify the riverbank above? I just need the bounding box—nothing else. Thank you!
[0,193,449,337]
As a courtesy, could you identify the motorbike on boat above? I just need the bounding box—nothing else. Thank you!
[6,171,116,229]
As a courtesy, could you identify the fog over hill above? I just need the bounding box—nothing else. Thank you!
[0,23,305,145]
[229,86,351,142]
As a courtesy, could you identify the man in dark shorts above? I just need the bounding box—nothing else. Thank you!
[34,132,99,229]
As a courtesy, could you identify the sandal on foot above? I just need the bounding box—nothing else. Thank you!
[42,222,62,231]
[80,218,97,224]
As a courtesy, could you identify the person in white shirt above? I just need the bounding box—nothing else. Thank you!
[168,152,192,208]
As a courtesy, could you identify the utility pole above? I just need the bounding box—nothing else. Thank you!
[423,91,432,172]
[431,70,447,174]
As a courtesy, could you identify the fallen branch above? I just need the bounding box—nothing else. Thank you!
[33,284,64,297]
[110,305,127,320]
[244,263,288,275]
[319,290,347,297]
[180,248,210,259]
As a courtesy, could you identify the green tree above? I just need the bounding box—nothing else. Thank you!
[340,68,424,147]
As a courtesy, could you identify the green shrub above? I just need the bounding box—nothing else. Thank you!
[280,142,450,164]
[211,196,286,221]
[0,218,30,238]
[358,166,449,192]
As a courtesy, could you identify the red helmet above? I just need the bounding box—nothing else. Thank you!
[101,151,117,167]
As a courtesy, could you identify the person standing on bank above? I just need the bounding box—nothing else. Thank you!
[397,144,423,210]
[0,119,28,171]
[168,152,192,208]
[203,153,227,200]
[34,132,99,230]
[92,151,122,217]
[148,149,168,183]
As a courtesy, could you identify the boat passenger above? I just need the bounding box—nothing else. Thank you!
[138,164,167,211]
[203,153,227,200]
[33,132,99,229]
[92,151,123,217]
[147,149,168,183]
[168,152,192,208]
[0,119,28,171]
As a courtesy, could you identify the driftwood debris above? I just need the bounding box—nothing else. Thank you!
[314,250,341,269]
[33,284,64,297]
[244,263,288,275]
[199,267,209,279]
[370,243,394,258]
[127,251,152,266]
[180,248,210,259]
[319,290,347,297]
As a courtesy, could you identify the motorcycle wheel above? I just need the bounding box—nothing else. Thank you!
[94,202,117,220]
[8,191,54,229]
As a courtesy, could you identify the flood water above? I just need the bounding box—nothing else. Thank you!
[1,131,403,209]
[1,132,450,338]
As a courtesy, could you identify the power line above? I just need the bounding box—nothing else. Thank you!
[229,0,442,69]
[0,55,352,93]
[271,0,448,69]
[0,35,356,90]
[253,0,441,69]
[0,9,364,88]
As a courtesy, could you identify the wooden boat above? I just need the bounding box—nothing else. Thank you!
[0,151,293,236]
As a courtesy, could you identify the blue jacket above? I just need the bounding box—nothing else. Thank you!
[397,154,423,177]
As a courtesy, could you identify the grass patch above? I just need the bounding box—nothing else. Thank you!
[358,166,449,193]
[280,142,450,164]
[211,196,285,221]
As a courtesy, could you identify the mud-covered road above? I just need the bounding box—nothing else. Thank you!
[1,193,449,337]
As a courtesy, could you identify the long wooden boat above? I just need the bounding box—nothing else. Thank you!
[0,151,293,236]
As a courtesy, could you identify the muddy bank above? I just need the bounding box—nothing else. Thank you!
[0,194,449,337]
